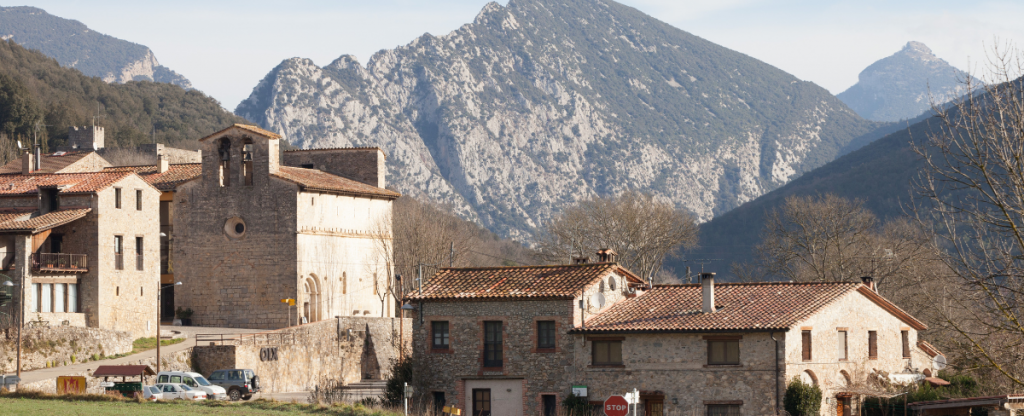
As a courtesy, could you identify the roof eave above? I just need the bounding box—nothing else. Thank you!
[569,328,788,335]
[856,286,928,330]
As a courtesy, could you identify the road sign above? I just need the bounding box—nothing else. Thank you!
[572,385,588,397]
[99,381,115,388]
[624,390,638,404]
[604,395,629,416]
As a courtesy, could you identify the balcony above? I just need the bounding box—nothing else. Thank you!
[33,253,88,273]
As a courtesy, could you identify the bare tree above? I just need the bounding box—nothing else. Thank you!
[913,43,1024,388]
[538,190,699,283]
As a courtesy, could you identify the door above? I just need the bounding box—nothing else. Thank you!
[473,389,492,416]
[161,384,179,399]
[542,395,557,416]
[837,397,850,416]
[644,399,664,416]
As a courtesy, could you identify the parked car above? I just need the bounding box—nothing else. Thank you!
[208,368,260,401]
[156,371,228,400]
[155,383,206,401]
[142,385,165,401]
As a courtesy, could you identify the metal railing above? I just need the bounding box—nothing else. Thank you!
[196,332,298,346]
[115,253,123,270]
[136,254,144,271]
[33,253,88,273]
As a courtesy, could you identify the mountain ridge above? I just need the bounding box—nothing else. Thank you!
[237,0,878,241]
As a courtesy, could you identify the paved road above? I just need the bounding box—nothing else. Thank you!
[16,325,262,385]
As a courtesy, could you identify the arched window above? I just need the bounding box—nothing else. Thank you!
[838,370,851,388]
[242,138,254,186]
[801,370,818,386]
[608,277,616,291]
[599,280,605,292]
[218,138,231,187]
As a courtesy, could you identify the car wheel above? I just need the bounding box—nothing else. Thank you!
[228,388,242,401]
[242,394,252,401]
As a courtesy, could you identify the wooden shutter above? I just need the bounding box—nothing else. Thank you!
[801,330,812,361]
[902,331,910,358]
[868,331,878,359]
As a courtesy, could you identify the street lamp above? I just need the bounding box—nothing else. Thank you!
[157,281,182,373]
[3,279,21,379]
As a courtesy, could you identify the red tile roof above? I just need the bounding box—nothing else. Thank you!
[917,340,943,357]
[103,164,201,191]
[273,166,400,199]
[0,171,134,195]
[576,282,927,333]
[0,208,90,233]
[0,151,95,174]
[92,365,155,377]
[199,123,281,141]
[406,263,644,301]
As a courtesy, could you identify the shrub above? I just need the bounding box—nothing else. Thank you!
[562,393,592,416]
[783,378,822,416]
[383,358,413,407]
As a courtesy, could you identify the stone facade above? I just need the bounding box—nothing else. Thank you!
[174,125,398,329]
[191,316,411,393]
[134,143,202,164]
[282,148,386,188]
[0,325,133,373]
[67,126,104,151]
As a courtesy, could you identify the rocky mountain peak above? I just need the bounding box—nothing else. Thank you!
[838,41,963,122]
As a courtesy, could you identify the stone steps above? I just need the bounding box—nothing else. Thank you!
[338,380,387,402]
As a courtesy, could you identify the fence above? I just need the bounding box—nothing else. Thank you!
[195,332,298,347]
[33,253,88,272]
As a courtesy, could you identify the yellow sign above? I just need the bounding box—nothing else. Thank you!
[56,376,86,395]
[442,407,461,415]
[280,298,295,306]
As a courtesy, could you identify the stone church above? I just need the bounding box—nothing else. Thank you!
[172,124,400,329]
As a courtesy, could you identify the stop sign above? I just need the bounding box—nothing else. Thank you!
[604,396,629,416]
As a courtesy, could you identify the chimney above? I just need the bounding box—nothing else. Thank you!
[21,151,33,175]
[596,248,617,263]
[34,144,40,171]
[701,272,716,313]
[860,276,876,292]
[158,154,169,173]
[572,256,590,265]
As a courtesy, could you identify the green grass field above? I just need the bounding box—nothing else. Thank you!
[0,395,404,416]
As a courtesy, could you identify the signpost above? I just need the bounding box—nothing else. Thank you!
[605,395,629,416]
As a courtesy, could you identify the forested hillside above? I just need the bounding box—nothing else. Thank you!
[0,40,247,155]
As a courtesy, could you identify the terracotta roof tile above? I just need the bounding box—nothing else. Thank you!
[0,171,134,195]
[200,123,282,141]
[577,282,895,333]
[0,151,94,174]
[103,164,201,191]
[0,208,90,233]
[273,166,400,199]
[407,263,644,300]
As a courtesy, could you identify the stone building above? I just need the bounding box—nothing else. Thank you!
[0,152,161,338]
[172,124,400,329]
[407,260,940,416]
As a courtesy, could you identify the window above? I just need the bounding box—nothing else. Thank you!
[483,321,503,367]
[136,237,144,271]
[599,280,605,292]
[116,286,119,296]
[837,330,848,361]
[136,189,142,211]
[608,277,616,291]
[473,389,491,416]
[707,339,740,365]
[706,405,741,416]
[242,140,254,186]
[114,188,122,209]
[432,321,449,349]
[140,286,144,296]
[54,283,65,313]
[542,395,557,416]
[868,330,878,359]
[218,138,231,187]
[114,235,124,270]
[301,163,314,169]
[537,321,556,349]
[802,330,812,361]
[31,283,39,312]
[68,283,77,312]
[592,340,623,365]
[41,283,52,312]
[902,330,910,358]
[433,392,446,413]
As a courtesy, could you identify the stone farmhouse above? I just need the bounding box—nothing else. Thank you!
[172,124,401,329]
[406,254,940,416]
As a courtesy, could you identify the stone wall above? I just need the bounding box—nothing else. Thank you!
[191,316,411,393]
[135,143,201,164]
[0,326,133,373]
[15,347,192,394]
[282,148,385,188]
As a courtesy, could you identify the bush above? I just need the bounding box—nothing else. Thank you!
[382,358,413,408]
[783,378,822,416]
[562,393,592,416]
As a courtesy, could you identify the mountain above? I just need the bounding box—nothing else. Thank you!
[684,109,940,277]
[236,0,879,241]
[0,6,192,89]
[0,39,246,151]
[837,41,964,122]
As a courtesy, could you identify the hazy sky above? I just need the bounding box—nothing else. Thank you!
[14,0,1024,111]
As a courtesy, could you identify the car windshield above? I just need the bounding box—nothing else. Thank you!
[195,376,211,386]
[179,385,192,391]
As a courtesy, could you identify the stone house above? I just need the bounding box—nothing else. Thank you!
[172,124,401,329]
[0,153,162,338]
[408,260,939,416]
[406,254,647,416]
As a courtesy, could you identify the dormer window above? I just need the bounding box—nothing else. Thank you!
[40,187,59,214]
[218,138,231,187]
[242,139,254,186]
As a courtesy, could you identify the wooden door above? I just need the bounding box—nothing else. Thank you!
[836,397,850,416]
[643,399,663,416]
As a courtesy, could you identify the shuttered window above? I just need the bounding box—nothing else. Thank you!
[801,330,812,361]
[902,330,910,358]
[868,331,878,359]
[593,340,623,365]
[707,340,740,365]
[837,330,847,361]
[483,321,502,367]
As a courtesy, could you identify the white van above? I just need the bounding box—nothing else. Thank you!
[156,371,227,400]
